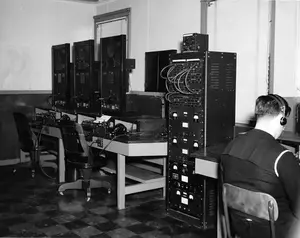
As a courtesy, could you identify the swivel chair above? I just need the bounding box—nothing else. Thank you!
[13,112,58,178]
[58,120,111,201]
[219,161,278,238]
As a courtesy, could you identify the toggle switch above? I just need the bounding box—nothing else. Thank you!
[193,114,199,122]
[172,138,178,144]
[172,112,178,118]
[182,164,188,173]
[193,141,199,148]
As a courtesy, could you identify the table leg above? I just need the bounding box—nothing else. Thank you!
[58,138,65,183]
[217,205,222,238]
[20,150,26,163]
[117,154,126,210]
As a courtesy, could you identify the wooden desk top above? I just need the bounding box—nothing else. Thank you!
[194,126,300,163]
[89,137,167,157]
[234,123,300,145]
[279,131,300,144]
[32,125,167,157]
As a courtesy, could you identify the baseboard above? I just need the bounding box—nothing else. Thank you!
[0,90,51,95]
[0,157,30,166]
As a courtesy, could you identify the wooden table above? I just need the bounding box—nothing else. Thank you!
[278,130,300,152]
[234,123,300,152]
[89,137,168,210]
[31,125,168,210]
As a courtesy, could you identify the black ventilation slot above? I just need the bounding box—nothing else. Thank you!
[225,63,235,91]
[209,63,220,90]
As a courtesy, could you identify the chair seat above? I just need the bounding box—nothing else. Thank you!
[93,156,108,168]
[66,153,107,169]
[21,145,47,153]
[66,152,89,163]
[39,145,48,151]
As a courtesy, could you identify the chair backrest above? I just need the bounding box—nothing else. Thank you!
[222,183,278,238]
[219,157,279,238]
[13,112,35,152]
[223,183,279,221]
[59,121,88,156]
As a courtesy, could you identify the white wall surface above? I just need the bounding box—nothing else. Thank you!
[274,1,300,97]
[208,0,300,123]
[0,0,95,91]
[97,0,273,124]
[207,0,270,123]
[2,0,298,124]
[96,0,201,91]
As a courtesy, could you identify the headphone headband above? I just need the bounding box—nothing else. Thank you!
[268,94,287,126]
[268,94,286,115]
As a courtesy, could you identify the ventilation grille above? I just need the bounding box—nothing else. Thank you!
[225,63,235,91]
[208,189,217,217]
[209,62,220,90]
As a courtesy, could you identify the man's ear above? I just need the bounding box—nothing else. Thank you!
[275,113,283,121]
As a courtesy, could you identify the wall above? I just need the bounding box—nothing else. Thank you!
[207,0,270,123]
[0,0,95,91]
[274,1,300,97]
[273,1,300,132]
[0,93,51,161]
[2,0,298,125]
[207,0,300,124]
[96,0,272,124]
[96,0,201,91]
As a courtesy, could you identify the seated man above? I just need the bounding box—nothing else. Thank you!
[221,94,300,238]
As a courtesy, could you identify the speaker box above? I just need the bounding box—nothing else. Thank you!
[52,43,71,109]
[100,35,128,116]
[145,49,177,93]
[73,39,99,113]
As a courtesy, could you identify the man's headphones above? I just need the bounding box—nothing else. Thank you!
[268,94,287,126]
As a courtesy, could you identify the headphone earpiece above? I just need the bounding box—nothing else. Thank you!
[111,123,127,137]
[268,94,287,126]
[280,117,287,126]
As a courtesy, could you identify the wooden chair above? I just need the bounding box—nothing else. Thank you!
[222,183,279,238]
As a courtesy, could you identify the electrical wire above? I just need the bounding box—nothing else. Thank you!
[176,70,192,95]
[160,63,176,80]
[33,114,59,181]
[47,95,53,106]
[163,61,203,103]
[184,63,201,94]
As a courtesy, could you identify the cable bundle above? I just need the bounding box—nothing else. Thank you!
[160,60,204,104]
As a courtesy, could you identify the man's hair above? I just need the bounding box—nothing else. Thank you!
[255,94,291,118]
